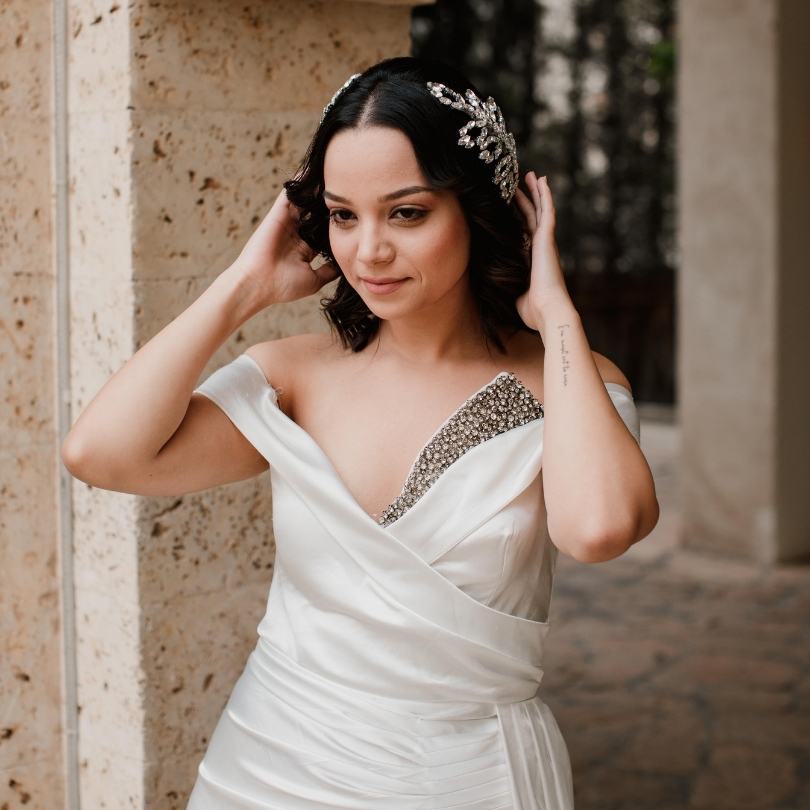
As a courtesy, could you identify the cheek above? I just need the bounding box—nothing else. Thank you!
[421,217,470,273]
[328,230,352,264]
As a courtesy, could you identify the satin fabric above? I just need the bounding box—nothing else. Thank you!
[186,353,640,809]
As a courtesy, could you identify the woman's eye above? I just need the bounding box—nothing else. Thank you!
[328,209,354,225]
[327,207,427,226]
[394,207,426,222]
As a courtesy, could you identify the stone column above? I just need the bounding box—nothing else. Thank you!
[678,0,810,563]
[1,2,67,808]
[67,3,432,807]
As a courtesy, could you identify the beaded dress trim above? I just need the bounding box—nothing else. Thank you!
[376,372,543,527]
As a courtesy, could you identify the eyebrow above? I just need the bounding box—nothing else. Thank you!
[323,185,436,204]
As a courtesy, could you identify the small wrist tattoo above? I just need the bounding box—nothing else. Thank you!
[557,323,571,387]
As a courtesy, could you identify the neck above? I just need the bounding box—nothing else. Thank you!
[371,280,492,367]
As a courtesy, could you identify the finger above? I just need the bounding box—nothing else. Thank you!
[538,176,556,228]
[253,188,291,235]
[528,171,543,216]
[270,186,290,216]
[286,195,302,226]
[313,257,340,285]
[513,187,536,233]
[274,187,305,229]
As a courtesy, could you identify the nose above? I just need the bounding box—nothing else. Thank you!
[355,221,394,265]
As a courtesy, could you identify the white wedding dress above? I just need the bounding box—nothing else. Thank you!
[186,351,640,809]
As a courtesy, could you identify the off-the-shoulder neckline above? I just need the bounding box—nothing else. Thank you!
[236,352,633,405]
[234,352,632,526]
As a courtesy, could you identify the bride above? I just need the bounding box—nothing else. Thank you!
[63,55,659,809]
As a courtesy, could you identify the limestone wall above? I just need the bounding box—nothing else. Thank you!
[1,1,66,808]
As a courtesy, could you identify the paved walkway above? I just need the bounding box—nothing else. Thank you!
[542,410,810,809]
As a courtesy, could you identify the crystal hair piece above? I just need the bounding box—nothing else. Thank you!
[320,73,362,125]
[426,81,519,204]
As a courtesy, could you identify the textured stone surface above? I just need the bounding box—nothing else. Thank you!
[71,482,140,599]
[67,111,133,282]
[0,1,65,808]
[67,1,130,114]
[75,585,144,761]
[126,1,412,114]
[0,272,55,447]
[0,4,51,118]
[135,480,275,602]
[0,117,52,278]
[0,444,62,774]
[67,272,135,405]
[144,750,206,810]
[130,110,316,278]
[78,749,146,810]
[141,582,270,762]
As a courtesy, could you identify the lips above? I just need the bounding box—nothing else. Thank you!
[361,277,409,295]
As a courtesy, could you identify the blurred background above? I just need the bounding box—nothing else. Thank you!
[413,0,676,405]
[1,1,808,808]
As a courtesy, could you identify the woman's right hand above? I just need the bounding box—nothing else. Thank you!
[231,186,341,309]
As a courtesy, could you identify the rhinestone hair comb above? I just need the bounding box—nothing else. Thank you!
[319,73,361,125]
[426,81,519,203]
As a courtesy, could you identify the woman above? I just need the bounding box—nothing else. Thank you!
[62,56,659,808]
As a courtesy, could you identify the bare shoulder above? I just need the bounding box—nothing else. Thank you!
[591,350,633,393]
[243,332,337,412]
[244,332,333,369]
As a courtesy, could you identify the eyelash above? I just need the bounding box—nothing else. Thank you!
[327,207,427,227]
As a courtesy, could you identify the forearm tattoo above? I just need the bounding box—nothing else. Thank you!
[557,323,572,387]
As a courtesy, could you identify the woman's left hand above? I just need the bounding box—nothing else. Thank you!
[513,171,572,331]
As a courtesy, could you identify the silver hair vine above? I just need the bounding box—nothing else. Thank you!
[426,81,519,204]
[320,73,362,125]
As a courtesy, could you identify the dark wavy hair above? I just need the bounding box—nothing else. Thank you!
[283,55,536,354]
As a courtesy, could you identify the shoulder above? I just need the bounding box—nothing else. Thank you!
[591,350,633,394]
[243,332,337,410]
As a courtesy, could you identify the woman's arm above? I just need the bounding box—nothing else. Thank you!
[61,187,339,493]
[513,171,659,563]
[537,295,659,563]
[60,267,265,487]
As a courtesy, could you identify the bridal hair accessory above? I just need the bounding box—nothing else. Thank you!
[426,81,519,204]
[320,73,362,125]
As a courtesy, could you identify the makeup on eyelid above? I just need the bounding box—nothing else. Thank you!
[328,207,428,226]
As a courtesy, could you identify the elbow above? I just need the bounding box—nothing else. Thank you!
[552,513,644,564]
[567,533,631,564]
[573,500,661,563]
[60,433,116,488]
[61,433,87,477]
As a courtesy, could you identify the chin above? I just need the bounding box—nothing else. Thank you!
[358,297,402,315]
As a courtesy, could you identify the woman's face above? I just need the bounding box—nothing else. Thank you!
[322,125,471,318]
